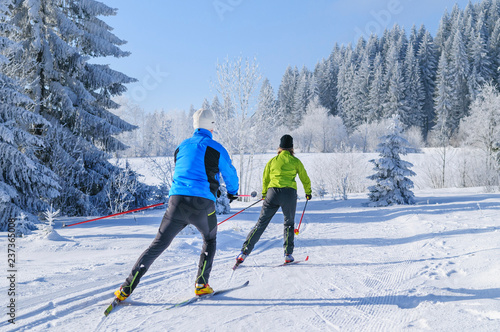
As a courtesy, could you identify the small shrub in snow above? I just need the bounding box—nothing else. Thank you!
[42,205,60,235]
[216,185,231,214]
[313,180,328,199]
[15,212,36,237]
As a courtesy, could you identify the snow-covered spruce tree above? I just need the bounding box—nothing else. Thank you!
[417,29,437,138]
[6,0,147,216]
[277,65,299,129]
[0,0,60,231]
[367,115,417,207]
[253,78,280,152]
[314,50,339,116]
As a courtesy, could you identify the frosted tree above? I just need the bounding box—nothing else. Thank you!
[337,58,358,131]
[384,60,409,122]
[111,96,147,157]
[6,0,140,216]
[468,27,493,100]
[350,118,393,153]
[0,0,60,230]
[367,53,385,123]
[459,83,500,185]
[448,26,470,133]
[277,66,299,129]
[434,50,454,136]
[403,42,425,129]
[488,19,500,86]
[293,97,347,153]
[143,110,175,157]
[314,52,339,116]
[213,56,261,197]
[253,78,280,152]
[293,67,315,127]
[353,50,371,124]
[202,98,211,111]
[417,30,437,137]
[367,115,417,207]
[106,160,139,214]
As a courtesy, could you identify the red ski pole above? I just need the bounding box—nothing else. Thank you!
[236,191,258,198]
[217,198,263,226]
[294,199,309,235]
[62,202,166,228]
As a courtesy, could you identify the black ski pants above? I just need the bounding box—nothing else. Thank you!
[241,187,297,256]
[121,195,217,295]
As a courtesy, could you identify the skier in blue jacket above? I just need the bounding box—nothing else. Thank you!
[113,108,239,300]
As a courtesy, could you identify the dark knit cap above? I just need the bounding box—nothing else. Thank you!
[280,134,293,149]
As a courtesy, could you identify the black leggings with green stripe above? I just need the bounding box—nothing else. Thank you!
[241,187,297,256]
[121,195,217,295]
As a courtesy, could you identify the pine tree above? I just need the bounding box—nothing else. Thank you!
[417,30,438,137]
[488,18,500,86]
[292,66,314,127]
[6,0,141,216]
[337,61,358,130]
[0,0,60,230]
[254,78,279,151]
[448,26,471,133]
[277,66,299,129]
[434,9,452,52]
[468,27,493,100]
[403,42,425,129]
[434,50,454,136]
[314,52,339,116]
[353,50,371,124]
[367,115,417,207]
[367,53,385,123]
[202,98,211,111]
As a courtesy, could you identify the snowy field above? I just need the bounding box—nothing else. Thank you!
[1,187,499,331]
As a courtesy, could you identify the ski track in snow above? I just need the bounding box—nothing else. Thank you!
[1,189,500,331]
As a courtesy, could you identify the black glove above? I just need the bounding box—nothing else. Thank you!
[227,193,237,203]
[262,193,266,200]
[306,194,312,200]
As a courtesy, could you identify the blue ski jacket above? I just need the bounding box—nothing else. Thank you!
[168,129,239,201]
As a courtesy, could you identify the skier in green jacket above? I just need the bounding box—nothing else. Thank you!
[236,134,312,265]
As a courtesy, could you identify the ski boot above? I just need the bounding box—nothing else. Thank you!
[233,252,248,270]
[195,283,214,296]
[284,254,294,264]
[236,252,248,264]
[114,287,130,301]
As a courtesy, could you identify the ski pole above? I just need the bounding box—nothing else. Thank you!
[62,202,166,228]
[236,191,257,198]
[294,199,309,235]
[217,198,264,226]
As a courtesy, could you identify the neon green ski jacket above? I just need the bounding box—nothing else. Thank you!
[261,150,311,197]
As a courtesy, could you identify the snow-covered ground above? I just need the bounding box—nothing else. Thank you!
[1,187,499,331]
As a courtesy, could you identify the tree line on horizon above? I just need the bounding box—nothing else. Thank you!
[1,0,499,231]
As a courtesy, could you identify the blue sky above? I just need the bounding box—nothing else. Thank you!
[100,0,477,114]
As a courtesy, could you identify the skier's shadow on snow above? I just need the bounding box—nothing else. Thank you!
[296,193,500,224]
[194,287,500,310]
[298,226,500,247]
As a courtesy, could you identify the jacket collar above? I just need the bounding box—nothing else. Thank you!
[194,128,213,138]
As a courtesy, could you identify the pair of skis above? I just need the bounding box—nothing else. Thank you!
[232,255,309,270]
[104,280,249,316]
[104,255,309,316]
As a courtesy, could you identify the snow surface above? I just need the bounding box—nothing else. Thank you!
[1,187,499,331]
